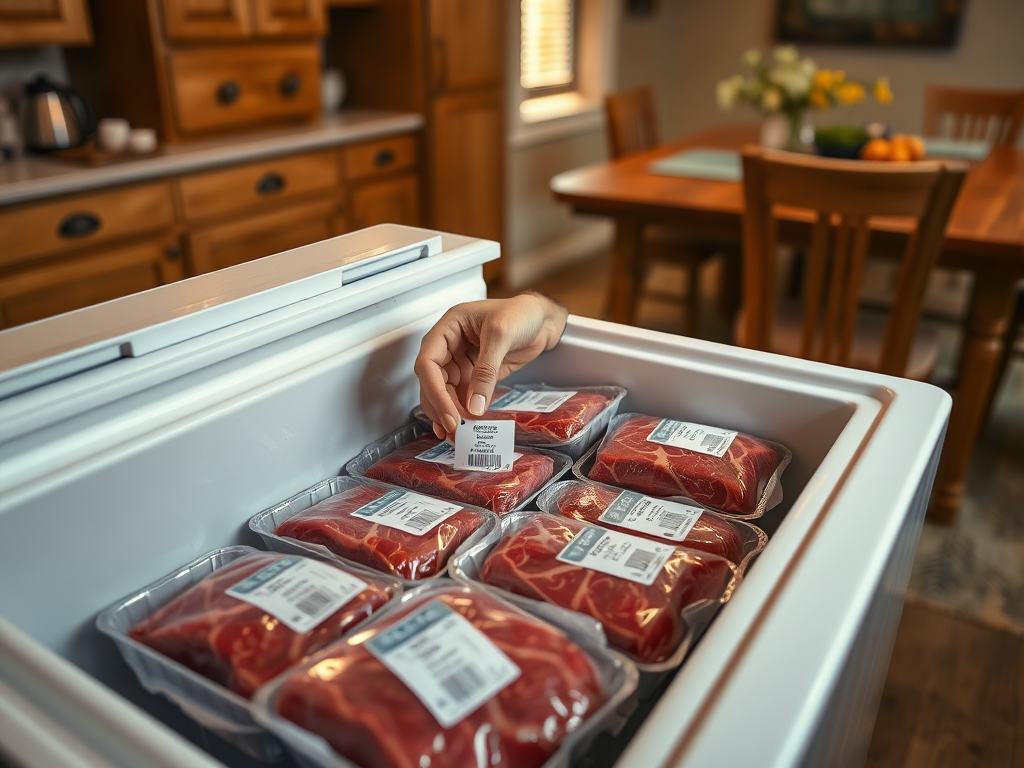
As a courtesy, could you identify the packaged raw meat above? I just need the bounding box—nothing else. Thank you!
[249,475,497,583]
[536,479,767,570]
[346,422,571,515]
[413,383,626,460]
[97,547,401,760]
[252,582,638,768]
[472,513,737,666]
[586,412,790,517]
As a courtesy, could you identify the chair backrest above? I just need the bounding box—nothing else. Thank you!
[740,146,966,377]
[924,84,1024,147]
[604,86,660,159]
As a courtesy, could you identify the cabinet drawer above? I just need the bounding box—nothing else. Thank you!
[343,134,418,182]
[350,174,421,230]
[179,149,338,222]
[167,44,320,135]
[0,182,175,268]
[0,237,184,329]
[188,199,335,275]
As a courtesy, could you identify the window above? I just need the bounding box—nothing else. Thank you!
[520,0,576,93]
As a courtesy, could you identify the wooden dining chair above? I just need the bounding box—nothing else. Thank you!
[924,84,1024,146]
[737,146,966,379]
[604,86,728,333]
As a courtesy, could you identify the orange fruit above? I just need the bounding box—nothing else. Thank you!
[860,138,891,161]
[905,135,925,161]
[891,134,925,161]
[889,140,912,162]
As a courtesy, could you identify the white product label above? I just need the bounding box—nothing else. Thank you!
[646,418,737,458]
[490,389,577,413]
[365,601,521,728]
[454,420,517,472]
[416,439,521,471]
[598,490,704,542]
[556,525,674,586]
[351,489,462,536]
[226,557,369,634]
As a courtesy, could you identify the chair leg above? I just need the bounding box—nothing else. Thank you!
[980,287,1024,428]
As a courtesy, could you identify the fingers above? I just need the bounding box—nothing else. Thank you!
[414,326,461,437]
[466,315,514,416]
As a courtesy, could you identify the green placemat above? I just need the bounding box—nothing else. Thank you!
[922,137,991,161]
[648,148,742,181]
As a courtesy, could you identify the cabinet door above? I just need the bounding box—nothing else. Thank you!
[160,0,251,42]
[349,174,421,230]
[428,89,502,263]
[252,0,324,37]
[188,199,335,275]
[0,0,91,47]
[0,238,184,329]
[429,0,503,93]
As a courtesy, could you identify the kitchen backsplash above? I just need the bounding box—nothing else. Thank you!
[0,45,68,103]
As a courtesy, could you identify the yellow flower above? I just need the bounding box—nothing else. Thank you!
[873,76,894,104]
[813,70,834,90]
[808,88,830,109]
[836,82,865,105]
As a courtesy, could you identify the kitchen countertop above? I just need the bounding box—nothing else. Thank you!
[0,110,424,207]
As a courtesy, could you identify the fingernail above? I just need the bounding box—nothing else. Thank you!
[443,414,458,435]
[469,394,486,416]
[433,422,445,439]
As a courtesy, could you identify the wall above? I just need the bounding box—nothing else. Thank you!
[618,0,1024,146]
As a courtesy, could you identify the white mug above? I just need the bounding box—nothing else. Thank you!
[321,69,346,113]
[128,128,157,154]
[98,118,130,153]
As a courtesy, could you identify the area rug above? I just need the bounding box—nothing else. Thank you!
[906,360,1024,636]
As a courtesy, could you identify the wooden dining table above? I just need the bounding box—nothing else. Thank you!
[551,123,1024,525]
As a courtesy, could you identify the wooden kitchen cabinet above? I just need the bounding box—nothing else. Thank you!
[187,199,337,274]
[252,0,325,37]
[349,175,421,230]
[428,0,503,93]
[0,238,183,329]
[0,0,92,47]
[160,0,252,42]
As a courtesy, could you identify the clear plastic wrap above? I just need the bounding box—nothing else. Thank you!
[581,412,792,518]
[345,421,572,515]
[96,546,401,761]
[412,384,626,460]
[536,479,767,574]
[249,475,498,586]
[456,512,738,667]
[251,582,639,768]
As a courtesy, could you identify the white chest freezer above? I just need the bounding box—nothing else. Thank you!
[0,224,949,768]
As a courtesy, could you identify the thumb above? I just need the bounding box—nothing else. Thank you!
[466,323,512,417]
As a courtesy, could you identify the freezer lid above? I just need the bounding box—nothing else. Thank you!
[0,224,444,401]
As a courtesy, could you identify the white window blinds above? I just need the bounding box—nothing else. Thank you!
[521,0,575,91]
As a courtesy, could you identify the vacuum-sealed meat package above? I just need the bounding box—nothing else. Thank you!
[478,513,736,665]
[354,432,567,515]
[128,550,395,699]
[587,413,789,517]
[262,584,617,768]
[270,479,492,581]
[537,479,760,565]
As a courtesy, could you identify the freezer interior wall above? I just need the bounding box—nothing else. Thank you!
[0,306,856,764]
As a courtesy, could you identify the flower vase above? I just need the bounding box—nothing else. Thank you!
[760,111,806,152]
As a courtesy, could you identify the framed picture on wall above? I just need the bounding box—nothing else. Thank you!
[776,0,967,47]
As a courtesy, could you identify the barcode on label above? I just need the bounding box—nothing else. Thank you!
[467,452,502,470]
[658,510,687,532]
[295,588,334,617]
[701,433,723,452]
[532,394,565,409]
[406,508,445,532]
[439,664,486,703]
[625,548,656,572]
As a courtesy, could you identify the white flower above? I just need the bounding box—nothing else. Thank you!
[773,45,799,64]
[761,87,782,112]
[716,75,744,110]
[774,66,813,100]
[743,49,761,68]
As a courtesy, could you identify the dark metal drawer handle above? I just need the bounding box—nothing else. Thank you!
[217,81,240,105]
[58,212,100,239]
[256,172,286,195]
[279,73,301,98]
[374,149,395,168]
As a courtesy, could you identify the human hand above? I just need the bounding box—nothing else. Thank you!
[414,292,569,439]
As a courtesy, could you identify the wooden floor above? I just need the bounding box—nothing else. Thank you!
[868,602,1024,768]
[503,248,1024,768]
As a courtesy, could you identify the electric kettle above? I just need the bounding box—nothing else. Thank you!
[23,75,96,153]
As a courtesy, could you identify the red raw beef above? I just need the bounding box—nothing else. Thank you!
[364,436,557,515]
[589,414,783,516]
[275,586,606,768]
[275,483,484,580]
[485,386,614,444]
[546,480,747,564]
[130,552,393,699]
[479,514,735,664]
